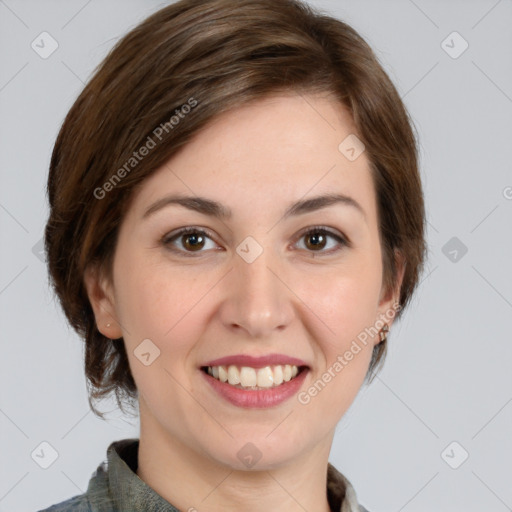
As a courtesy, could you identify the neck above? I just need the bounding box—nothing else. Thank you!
[136,406,335,512]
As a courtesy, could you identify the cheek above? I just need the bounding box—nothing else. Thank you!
[307,261,382,344]
[114,263,210,363]
[298,273,379,414]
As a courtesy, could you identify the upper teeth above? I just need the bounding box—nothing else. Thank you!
[206,364,299,388]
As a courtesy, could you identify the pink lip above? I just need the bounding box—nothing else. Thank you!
[200,367,309,409]
[201,354,309,369]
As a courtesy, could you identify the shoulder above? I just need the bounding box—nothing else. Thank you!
[36,442,126,512]
[37,493,92,512]
[36,461,111,512]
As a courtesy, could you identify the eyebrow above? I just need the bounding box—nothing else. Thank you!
[142,192,366,222]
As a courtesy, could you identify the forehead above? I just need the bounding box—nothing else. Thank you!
[128,93,376,224]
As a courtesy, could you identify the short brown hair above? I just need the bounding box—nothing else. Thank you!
[45,0,427,418]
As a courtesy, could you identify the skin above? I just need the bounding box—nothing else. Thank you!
[85,92,404,512]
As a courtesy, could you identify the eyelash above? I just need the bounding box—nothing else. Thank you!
[161,225,349,257]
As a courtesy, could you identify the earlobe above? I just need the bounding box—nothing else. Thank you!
[83,264,123,339]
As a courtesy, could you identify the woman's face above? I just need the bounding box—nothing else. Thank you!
[86,92,402,470]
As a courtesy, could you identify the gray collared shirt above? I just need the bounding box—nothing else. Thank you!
[38,438,370,512]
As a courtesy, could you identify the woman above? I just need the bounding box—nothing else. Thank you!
[40,0,426,510]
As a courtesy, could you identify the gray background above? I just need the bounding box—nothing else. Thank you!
[1,0,511,511]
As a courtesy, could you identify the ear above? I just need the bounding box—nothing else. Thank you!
[376,248,406,331]
[83,263,123,340]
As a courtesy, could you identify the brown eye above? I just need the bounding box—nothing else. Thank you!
[181,231,206,251]
[304,231,328,251]
[297,227,348,254]
[162,227,217,256]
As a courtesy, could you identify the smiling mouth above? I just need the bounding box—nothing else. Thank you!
[201,364,308,390]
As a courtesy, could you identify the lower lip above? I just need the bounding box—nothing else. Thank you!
[201,368,309,409]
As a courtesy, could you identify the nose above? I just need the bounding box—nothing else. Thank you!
[218,245,294,339]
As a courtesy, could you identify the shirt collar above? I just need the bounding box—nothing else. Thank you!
[88,438,362,512]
